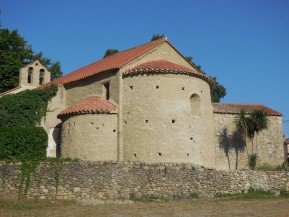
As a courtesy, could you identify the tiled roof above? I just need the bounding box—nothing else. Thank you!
[42,38,167,88]
[0,86,22,97]
[285,138,289,144]
[124,60,213,85]
[213,103,282,116]
[58,96,117,118]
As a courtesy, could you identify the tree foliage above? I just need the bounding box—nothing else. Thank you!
[103,49,119,58]
[151,34,166,41]
[0,29,33,92]
[185,56,226,102]
[0,28,62,93]
[33,52,63,80]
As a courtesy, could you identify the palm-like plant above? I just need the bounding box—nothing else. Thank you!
[235,109,248,138]
[235,109,268,170]
[251,110,268,152]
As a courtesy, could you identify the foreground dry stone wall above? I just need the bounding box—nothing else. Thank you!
[0,161,289,202]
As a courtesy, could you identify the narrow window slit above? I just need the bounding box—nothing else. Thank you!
[129,86,133,90]
[145,120,148,123]
[113,129,116,132]
[190,137,193,140]
[172,119,175,124]
[187,153,189,156]
[156,85,159,89]
[134,153,137,157]
[158,152,162,156]
[182,87,185,90]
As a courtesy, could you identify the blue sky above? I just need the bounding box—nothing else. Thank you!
[1,0,289,137]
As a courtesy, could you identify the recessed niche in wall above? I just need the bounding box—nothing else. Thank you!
[172,119,175,124]
[96,127,99,130]
[124,120,127,124]
[201,90,203,93]
[156,85,159,89]
[182,87,185,90]
[145,120,149,123]
[102,123,104,126]
[134,153,137,157]
[91,122,94,125]
[158,152,162,156]
[113,129,116,132]
[187,153,189,156]
[130,86,133,90]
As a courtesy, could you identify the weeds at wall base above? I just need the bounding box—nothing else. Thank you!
[215,188,289,200]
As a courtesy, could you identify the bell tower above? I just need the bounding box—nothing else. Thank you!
[19,60,51,87]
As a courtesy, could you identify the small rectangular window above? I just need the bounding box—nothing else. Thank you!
[103,82,110,100]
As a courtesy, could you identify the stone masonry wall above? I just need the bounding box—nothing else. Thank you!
[1,161,288,202]
[214,114,285,170]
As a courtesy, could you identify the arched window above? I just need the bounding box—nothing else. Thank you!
[28,67,33,84]
[39,69,45,85]
[190,94,201,116]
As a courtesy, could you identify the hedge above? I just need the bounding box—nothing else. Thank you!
[0,86,57,162]
[0,126,47,162]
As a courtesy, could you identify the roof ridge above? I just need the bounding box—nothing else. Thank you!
[47,38,167,86]
[69,38,166,75]
[213,103,282,116]
[213,102,264,106]
[116,38,166,55]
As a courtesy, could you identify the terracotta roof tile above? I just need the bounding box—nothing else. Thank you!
[58,96,117,118]
[41,38,166,88]
[124,60,213,86]
[0,86,22,97]
[213,103,282,116]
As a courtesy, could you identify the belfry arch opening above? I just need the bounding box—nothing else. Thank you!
[28,67,33,84]
[39,69,45,85]
[190,94,201,116]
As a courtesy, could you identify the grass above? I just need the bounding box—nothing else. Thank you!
[257,162,289,171]
[216,188,289,200]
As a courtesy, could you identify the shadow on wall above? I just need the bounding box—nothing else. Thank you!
[218,127,246,170]
[52,124,61,158]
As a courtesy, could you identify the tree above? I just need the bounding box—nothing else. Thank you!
[151,34,165,41]
[251,110,268,153]
[185,56,226,102]
[33,52,63,80]
[103,49,119,58]
[0,29,34,92]
[231,130,246,170]
[210,77,227,103]
[0,28,63,93]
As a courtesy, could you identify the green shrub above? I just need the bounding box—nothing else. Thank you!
[0,126,47,162]
[0,86,57,127]
[248,154,258,170]
[0,86,57,162]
